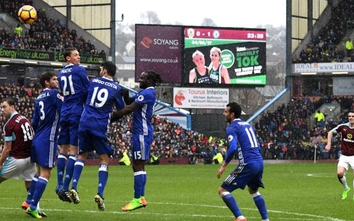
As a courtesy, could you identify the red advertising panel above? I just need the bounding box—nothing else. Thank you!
[135,24,183,83]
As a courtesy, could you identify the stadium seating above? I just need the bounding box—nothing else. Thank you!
[0,84,352,162]
[294,0,354,63]
[0,84,224,163]
[256,96,353,160]
[0,0,103,56]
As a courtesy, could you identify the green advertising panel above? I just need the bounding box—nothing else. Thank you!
[0,48,106,64]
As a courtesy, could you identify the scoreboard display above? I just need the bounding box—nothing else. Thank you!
[135,24,266,87]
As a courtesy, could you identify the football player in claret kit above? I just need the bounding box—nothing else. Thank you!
[325,110,354,200]
[0,99,37,211]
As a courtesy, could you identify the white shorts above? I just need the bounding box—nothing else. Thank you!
[0,156,37,181]
[338,155,354,171]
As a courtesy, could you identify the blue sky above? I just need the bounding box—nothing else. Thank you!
[117,0,286,28]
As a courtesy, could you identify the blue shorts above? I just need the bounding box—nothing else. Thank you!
[58,117,80,146]
[31,138,58,168]
[131,134,153,161]
[221,161,265,192]
[78,129,113,156]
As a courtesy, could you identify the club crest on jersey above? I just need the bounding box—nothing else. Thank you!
[347,133,353,139]
[228,135,233,142]
[138,95,144,101]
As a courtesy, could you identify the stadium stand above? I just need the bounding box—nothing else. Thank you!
[255,96,354,161]
[0,0,353,165]
[0,84,352,163]
[293,0,354,63]
[0,85,226,164]
[0,0,103,56]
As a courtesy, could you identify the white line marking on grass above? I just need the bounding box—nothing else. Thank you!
[307,173,333,178]
[145,202,348,221]
[0,203,349,221]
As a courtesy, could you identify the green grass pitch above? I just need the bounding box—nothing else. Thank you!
[1,163,353,221]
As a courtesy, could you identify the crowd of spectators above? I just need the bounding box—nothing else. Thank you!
[0,1,353,164]
[0,84,225,164]
[255,96,354,161]
[293,0,354,63]
[0,0,106,56]
[0,84,354,163]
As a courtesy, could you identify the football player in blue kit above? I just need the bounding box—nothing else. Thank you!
[112,70,162,211]
[23,72,63,218]
[217,102,269,221]
[69,61,125,211]
[56,47,89,202]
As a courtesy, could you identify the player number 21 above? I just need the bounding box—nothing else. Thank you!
[61,75,75,96]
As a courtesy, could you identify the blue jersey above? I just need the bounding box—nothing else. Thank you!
[79,77,125,138]
[32,88,62,141]
[31,88,62,167]
[58,64,89,118]
[225,119,263,164]
[131,87,156,136]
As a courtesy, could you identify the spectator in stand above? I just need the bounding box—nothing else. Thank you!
[1,82,353,163]
[212,151,224,164]
[294,0,351,63]
[119,151,131,166]
[345,37,353,58]
[14,24,23,37]
[314,110,326,127]
[0,0,103,57]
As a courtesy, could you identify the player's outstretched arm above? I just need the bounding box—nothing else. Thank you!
[122,88,134,105]
[325,130,334,152]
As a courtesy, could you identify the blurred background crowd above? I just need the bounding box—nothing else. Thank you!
[0,0,354,164]
[293,0,354,63]
[0,84,353,164]
[0,0,105,56]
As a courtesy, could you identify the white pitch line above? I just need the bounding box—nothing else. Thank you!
[307,173,333,178]
[151,202,348,221]
[0,201,349,221]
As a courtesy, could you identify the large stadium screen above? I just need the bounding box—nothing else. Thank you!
[135,24,183,83]
[183,27,267,86]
